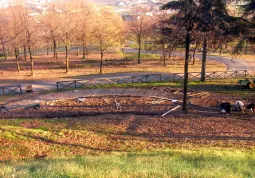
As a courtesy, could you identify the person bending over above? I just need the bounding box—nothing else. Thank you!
[247,103,255,113]
[220,102,232,113]
[234,101,245,113]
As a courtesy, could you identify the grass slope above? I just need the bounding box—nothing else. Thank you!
[1,149,254,178]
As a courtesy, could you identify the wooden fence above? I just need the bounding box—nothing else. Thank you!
[0,85,22,96]
[56,70,255,91]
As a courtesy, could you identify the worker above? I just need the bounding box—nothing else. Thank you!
[246,103,255,113]
[220,102,232,113]
[234,101,245,112]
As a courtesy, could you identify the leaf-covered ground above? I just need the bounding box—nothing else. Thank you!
[0,113,254,161]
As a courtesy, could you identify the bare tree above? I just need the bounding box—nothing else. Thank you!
[57,2,79,73]
[8,5,25,71]
[41,2,61,59]
[76,1,94,60]
[127,9,153,64]
[20,6,38,76]
[0,10,11,61]
[93,7,124,74]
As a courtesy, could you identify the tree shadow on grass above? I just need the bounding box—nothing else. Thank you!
[0,127,122,152]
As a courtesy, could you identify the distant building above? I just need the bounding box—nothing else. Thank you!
[122,14,134,21]
[116,2,126,7]
[0,0,10,8]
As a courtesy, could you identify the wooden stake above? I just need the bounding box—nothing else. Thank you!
[162,105,181,117]
[115,99,121,110]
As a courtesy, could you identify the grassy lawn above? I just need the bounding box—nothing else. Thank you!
[1,149,254,178]
[0,115,254,177]
[83,78,255,96]
[125,53,160,60]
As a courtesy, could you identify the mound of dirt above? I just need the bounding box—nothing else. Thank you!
[189,98,219,107]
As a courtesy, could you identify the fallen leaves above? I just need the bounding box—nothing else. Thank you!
[0,113,254,161]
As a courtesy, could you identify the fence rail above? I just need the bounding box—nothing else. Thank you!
[56,70,255,91]
[0,85,22,96]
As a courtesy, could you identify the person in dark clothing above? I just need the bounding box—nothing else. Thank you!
[247,103,255,113]
[220,102,232,113]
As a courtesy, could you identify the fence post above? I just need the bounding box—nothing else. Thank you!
[57,82,59,91]
[244,70,247,77]
[159,74,162,82]
[75,81,77,88]
[19,85,22,94]
[235,71,237,78]
[132,76,134,84]
[3,88,4,96]
[146,75,148,83]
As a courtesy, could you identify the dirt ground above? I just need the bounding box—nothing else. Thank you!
[1,94,254,119]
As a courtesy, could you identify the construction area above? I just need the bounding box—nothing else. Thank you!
[0,87,254,120]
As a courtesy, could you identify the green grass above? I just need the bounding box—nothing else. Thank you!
[82,78,254,96]
[125,53,160,60]
[1,149,254,178]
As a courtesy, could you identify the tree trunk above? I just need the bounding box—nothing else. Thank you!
[122,47,126,67]
[14,48,20,71]
[168,44,172,58]
[47,43,49,55]
[82,45,86,59]
[145,38,148,51]
[65,46,69,73]
[77,46,79,56]
[219,43,222,55]
[82,39,87,59]
[244,39,248,55]
[24,45,27,61]
[138,38,141,64]
[200,38,207,82]
[16,48,20,60]
[53,39,57,59]
[192,42,198,65]
[182,32,191,113]
[2,44,7,60]
[28,46,33,76]
[162,44,166,66]
[100,51,103,74]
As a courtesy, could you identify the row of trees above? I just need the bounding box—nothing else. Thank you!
[0,0,125,74]
[0,0,253,112]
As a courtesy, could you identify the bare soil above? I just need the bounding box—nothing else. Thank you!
[1,94,254,119]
